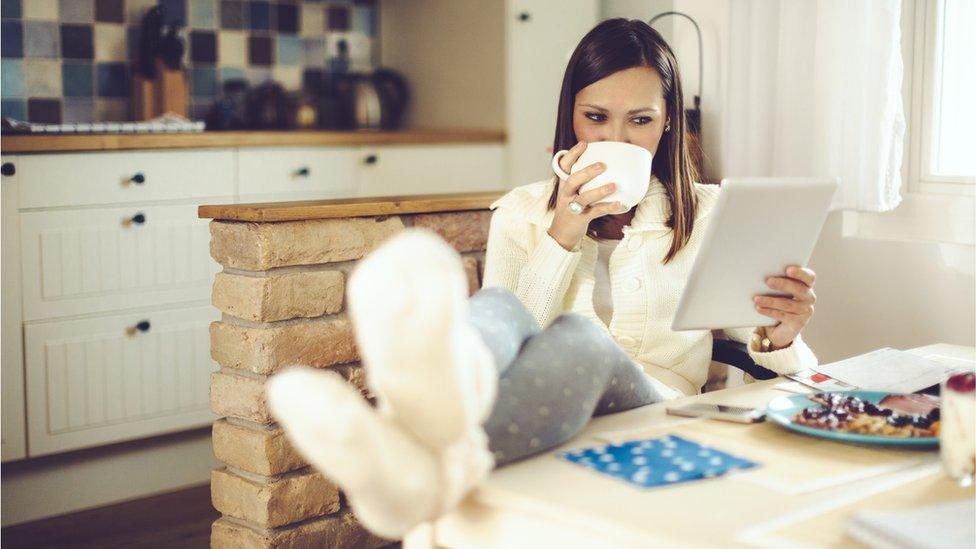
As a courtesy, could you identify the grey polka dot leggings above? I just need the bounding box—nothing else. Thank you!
[468,287,664,466]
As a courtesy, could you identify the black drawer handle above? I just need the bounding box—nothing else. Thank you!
[124,212,146,226]
[295,166,310,177]
[1,162,15,176]
[518,12,531,22]
[131,172,146,184]
[363,154,378,165]
[126,320,151,335]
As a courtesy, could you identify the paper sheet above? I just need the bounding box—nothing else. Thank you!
[812,348,974,393]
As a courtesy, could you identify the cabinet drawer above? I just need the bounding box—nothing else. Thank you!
[17,150,235,209]
[24,305,219,457]
[357,143,506,197]
[237,147,358,201]
[20,203,219,321]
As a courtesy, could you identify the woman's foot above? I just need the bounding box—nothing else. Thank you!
[346,229,498,449]
[266,366,443,538]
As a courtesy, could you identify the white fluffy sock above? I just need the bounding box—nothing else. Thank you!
[266,366,442,539]
[346,229,498,449]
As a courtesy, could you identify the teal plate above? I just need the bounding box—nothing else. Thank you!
[766,391,938,447]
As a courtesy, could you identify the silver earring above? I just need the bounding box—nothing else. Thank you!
[665,124,671,132]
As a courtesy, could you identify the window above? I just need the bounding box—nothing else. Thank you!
[844,0,975,246]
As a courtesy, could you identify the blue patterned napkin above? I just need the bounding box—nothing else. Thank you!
[558,435,759,489]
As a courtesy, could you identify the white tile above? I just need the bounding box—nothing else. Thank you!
[24,59,62,96]
[126,0,157,25]
[23,0,59,20]
[95,98,130,122]
[301,3,325,36]
[272,66,302,91]
[94,24,127,62]
[218,31,246,67]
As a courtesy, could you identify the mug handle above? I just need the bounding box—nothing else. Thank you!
[551,150,572,180]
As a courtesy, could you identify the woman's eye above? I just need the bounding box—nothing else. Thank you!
[633,116,652,125]
[585,112,606,122]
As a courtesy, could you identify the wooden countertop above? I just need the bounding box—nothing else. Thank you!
[199,191,506,222]
[1,128,505,153]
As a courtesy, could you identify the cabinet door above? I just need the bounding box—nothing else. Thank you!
[24,306,219,457]
[1,155,27,462]
[237,147,359,202]
[506,0,598,186]
[20,203,220,321]
[17,150,235,209]
[357,144,506,197]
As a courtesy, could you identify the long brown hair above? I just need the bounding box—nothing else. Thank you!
[547,18,699,264]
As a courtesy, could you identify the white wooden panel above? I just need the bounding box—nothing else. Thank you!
[19,202,222,321]
[24,306,219,457]
[2,155,28,462]
[357,144,507,197]
[17,150,235,209]
[237,147,359,201]
[506,0,598,187]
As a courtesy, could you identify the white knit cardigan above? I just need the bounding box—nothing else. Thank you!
[482,177,818,397]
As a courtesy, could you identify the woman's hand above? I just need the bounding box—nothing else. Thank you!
[548,141,627,251]
[754,266,817,350]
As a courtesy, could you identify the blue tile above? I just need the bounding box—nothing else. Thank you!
[301,37,326,66]
[160,0,187,26]
[189,0,216,28]
[24,21,59,58]
[219,66,245,83]
[248,1,270,31]
[351,5,374,36]
[276,35,300,65]
[96,62,128,96]
[2,0,21,19]
[2,21,24,58]
[190,66,216,97]
[62,62,94,96]
[1,99,27,120]
[1,59,25,97]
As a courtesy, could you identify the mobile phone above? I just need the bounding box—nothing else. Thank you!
[665,403,766,423]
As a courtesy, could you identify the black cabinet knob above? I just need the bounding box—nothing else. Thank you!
[1,162,15,176]
[518,12,531,22]
[130,213,146,224]
[135,320,151,332]
[364,154,378,165]
[295,166,310,177]
[131,172,146,184]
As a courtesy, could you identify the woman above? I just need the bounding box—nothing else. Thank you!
[267,18,818,539]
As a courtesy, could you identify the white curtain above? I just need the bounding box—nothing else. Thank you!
[721,0,905,212]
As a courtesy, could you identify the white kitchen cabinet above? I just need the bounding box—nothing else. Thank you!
[23,305,219,457]
[17,150,235,209]
[506,0,600,186]
[19,203,221,321]
[357,143,506,197]
[237,147,359,201]
[2,156,27,462]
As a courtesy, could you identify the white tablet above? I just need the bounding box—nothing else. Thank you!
[671,177,838,331]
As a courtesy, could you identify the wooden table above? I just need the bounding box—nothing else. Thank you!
[406,343,975,548]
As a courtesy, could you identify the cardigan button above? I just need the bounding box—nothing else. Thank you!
[624,277,642,292]
[616,335,638,349]
[627,235,643,251]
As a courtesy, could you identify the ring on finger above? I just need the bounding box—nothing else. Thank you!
[567,200,585,215]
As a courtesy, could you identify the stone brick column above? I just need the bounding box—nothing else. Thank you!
[205,209,491,548]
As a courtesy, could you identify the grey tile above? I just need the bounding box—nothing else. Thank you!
[62,97,95,122]
[24,21,60,58]
[59,0,94,23]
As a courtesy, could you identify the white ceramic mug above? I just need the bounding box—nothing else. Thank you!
[551,141,654,210]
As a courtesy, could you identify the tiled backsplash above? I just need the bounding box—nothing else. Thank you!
[0,0,377,124]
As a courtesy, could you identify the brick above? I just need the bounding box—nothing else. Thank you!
[211,510,391,549]
[462,256,480,296]
[211,468,341,529]
[210,316,358,375]
[411,211,491,252]
[211,370,273,424]
[212,419,307,476]
[213,270,345,322]
[210,216,404,271]
[332,363,372,399]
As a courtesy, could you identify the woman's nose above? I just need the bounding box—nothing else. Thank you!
[608,124,630,144]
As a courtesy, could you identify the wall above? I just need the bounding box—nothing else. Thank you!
[0,0,378,123]
[605,0,975,361]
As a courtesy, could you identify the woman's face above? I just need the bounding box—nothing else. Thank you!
[572,66,668,156]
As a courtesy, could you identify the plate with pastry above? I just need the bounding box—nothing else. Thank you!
[765,391,940,447]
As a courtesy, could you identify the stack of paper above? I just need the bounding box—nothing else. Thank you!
[789,348,975,393]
